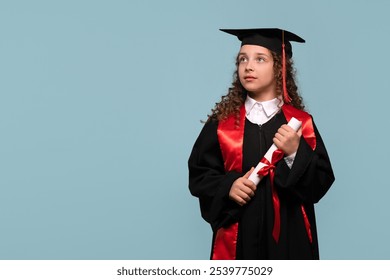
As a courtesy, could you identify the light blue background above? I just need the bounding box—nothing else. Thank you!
[0,0,389,259]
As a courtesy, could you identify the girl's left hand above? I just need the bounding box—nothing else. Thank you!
[273,125,301,156]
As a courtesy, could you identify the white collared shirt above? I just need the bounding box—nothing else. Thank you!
[245,96,282,125]
[244,96,296,168]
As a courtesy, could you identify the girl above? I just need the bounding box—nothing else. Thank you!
[188,28,335,260]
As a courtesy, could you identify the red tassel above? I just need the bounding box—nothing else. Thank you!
[282,43,292,104]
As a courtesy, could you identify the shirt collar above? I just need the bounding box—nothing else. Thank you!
[245,96,283,117]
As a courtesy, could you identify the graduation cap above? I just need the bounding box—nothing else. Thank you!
[220,28,305,57]
[220,28,305,103]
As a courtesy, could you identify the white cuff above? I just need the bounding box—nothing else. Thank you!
[284,152,297,169]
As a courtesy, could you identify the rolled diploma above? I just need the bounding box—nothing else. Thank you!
[248,117,302,185]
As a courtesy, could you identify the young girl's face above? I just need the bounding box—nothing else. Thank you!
[237,45,276,101]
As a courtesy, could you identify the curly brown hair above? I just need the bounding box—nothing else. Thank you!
[207,51,305,123]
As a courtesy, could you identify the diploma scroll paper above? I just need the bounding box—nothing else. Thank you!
[248,117,302,185]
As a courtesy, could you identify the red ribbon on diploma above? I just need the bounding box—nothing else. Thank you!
[257,149,284,243]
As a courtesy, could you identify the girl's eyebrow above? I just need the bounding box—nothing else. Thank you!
[238,52,269,56]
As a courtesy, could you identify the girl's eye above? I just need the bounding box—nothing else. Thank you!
[256,57,265,62]
[238,56,247,63]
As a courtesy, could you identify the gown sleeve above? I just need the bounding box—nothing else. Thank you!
[274,117,335,204]
[188,120,242,231]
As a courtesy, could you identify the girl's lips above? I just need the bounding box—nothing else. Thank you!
[244,76,256,81]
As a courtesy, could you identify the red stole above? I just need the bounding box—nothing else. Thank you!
[213,104,316,260]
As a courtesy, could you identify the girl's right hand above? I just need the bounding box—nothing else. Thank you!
[229,167,256,206]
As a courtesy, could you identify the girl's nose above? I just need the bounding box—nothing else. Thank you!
[245,60,254,71]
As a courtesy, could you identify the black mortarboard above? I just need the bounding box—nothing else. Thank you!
[219,28,305,58]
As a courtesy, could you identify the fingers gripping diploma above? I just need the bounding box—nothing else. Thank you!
[273,125,302,156]
[229,167,256,206]
[230,119,302,206]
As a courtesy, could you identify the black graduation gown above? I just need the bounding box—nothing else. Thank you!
[188,111,335,259]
